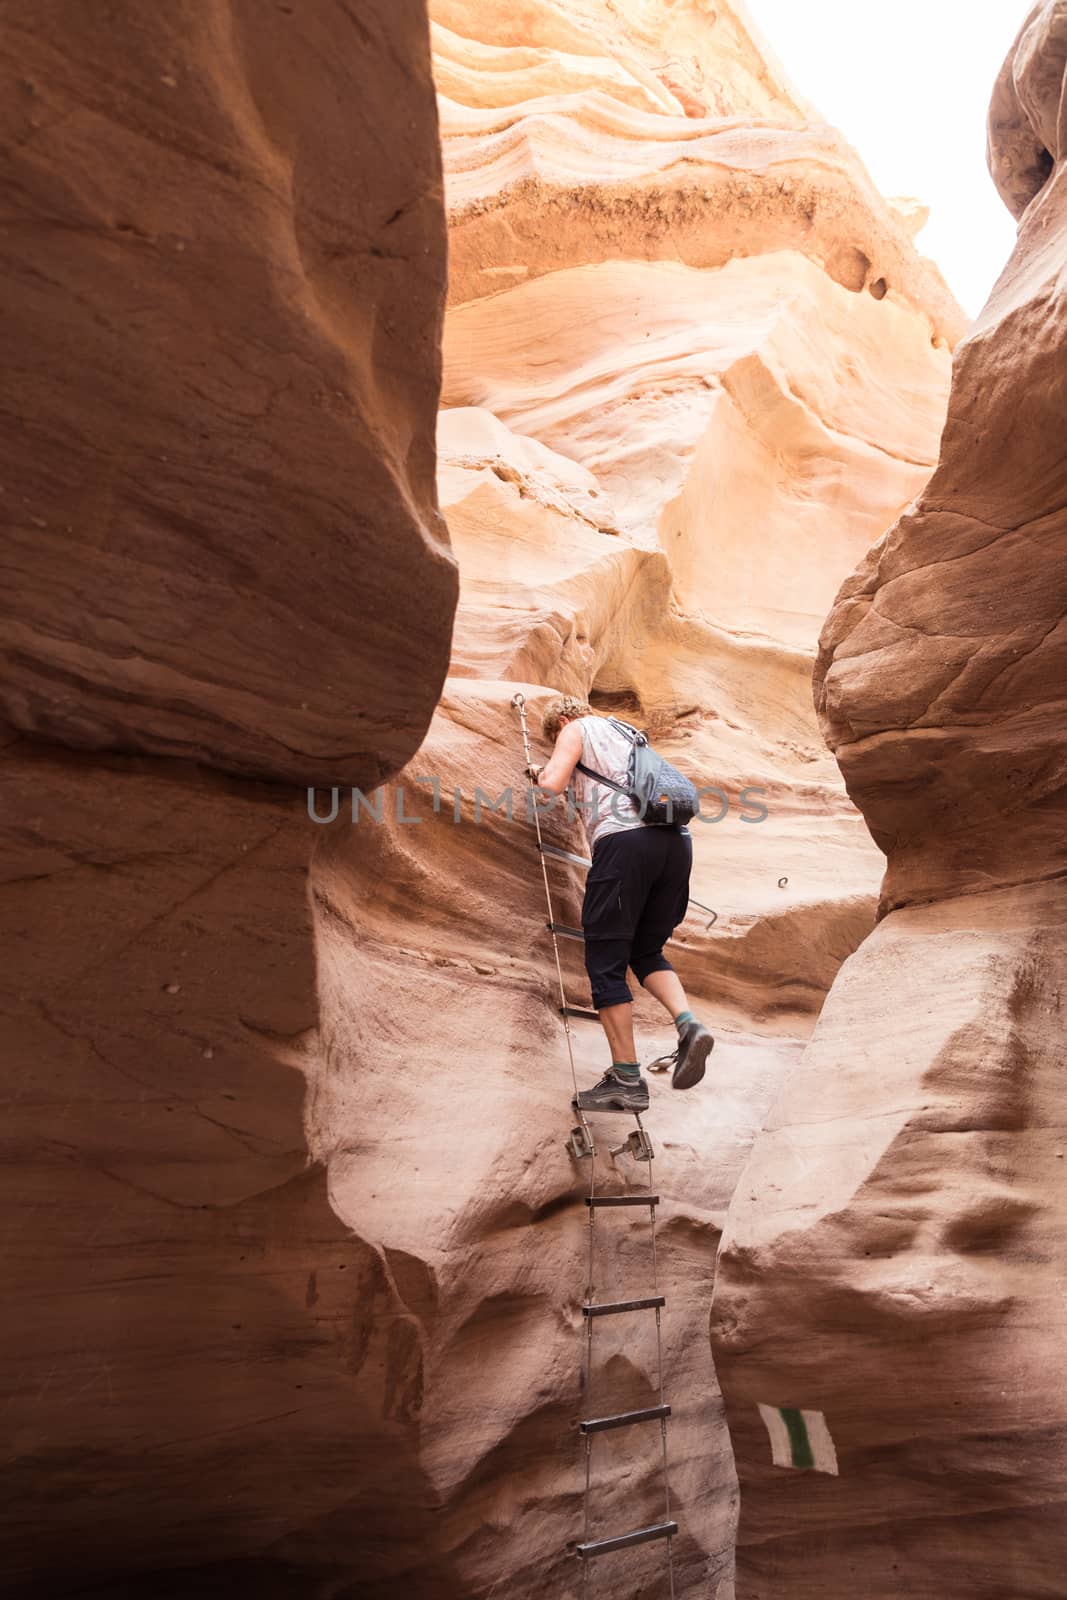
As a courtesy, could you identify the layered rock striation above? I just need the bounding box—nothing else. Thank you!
[712,6,1067,1596]
[0,4,456,1596]
[434,0,963,340]
[3,0,977,1594]
[0,0,455,785]
[301,3,960,1594]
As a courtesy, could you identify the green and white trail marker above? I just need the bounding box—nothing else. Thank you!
[758,1404,838,1475]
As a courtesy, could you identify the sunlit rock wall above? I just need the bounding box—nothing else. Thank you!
[303,2,960,1594]
[711,5,1067,1596]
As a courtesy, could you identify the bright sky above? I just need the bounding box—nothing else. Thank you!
[744,0,1033,318]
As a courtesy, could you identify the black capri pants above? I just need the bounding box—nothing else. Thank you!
[581,826,692,1010]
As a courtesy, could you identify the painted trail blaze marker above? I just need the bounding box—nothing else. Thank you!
[758,1405,839,1475]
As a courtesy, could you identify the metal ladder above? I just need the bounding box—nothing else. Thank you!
[574,1105,677,1592]
[510,696,678,1594]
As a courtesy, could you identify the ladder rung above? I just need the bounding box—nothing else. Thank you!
[584,1194,659,1208]
[538,841,593,869]
[582,1295,665,1318]
[580,1403,671,1435]
[575,1520,678,1559]
[547,921,585,942]
[560,1005,599,1021]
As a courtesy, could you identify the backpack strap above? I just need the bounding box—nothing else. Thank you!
[574,759,629,795]
[607,717,645,745]
[575,720,652,793]
[574,717,648,793]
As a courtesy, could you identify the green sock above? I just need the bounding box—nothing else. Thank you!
[612,1060,641,1081]
[674,1010,694,1035]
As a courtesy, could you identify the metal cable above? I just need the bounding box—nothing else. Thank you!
[582,1428,592,1600]
[583,1134,598,1597]
[511,695,587,1121]
[646,1145,676,1599]
[512,694,598,1589]
[581,971,600,1596]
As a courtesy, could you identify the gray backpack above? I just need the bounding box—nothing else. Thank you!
[576,718,698,827]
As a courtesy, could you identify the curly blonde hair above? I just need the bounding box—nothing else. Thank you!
[542,694,592,741]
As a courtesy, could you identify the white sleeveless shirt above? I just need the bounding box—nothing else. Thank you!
[571,716,642,847]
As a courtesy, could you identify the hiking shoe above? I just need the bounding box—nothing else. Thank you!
[672,1020,714,1091]
[573,1068,650,1113]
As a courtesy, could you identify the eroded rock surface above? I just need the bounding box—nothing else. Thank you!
[301,4,959,1593]
[712,6,1067,1595]
[1,734,415,1598]
[0,4,456,1596]
[0,0,456,786]
[4,0,971,1594]
[434,0,963,339]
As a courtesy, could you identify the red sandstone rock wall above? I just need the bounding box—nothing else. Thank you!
[0,4,455,1596]
[0,0,456,785]
[711,5,1067,1595]
[302,3,960,1594]
[2,0,981,1594]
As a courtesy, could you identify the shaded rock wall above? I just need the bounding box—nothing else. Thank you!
[0,0,455,785]
[302,3,960,1594]
[711,5,1067,1596]
[0,4,456,1596]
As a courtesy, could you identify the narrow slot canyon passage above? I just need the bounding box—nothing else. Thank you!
[1,3,1064,1598]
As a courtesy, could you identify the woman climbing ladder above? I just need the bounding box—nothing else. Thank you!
[529,695,714,1112]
